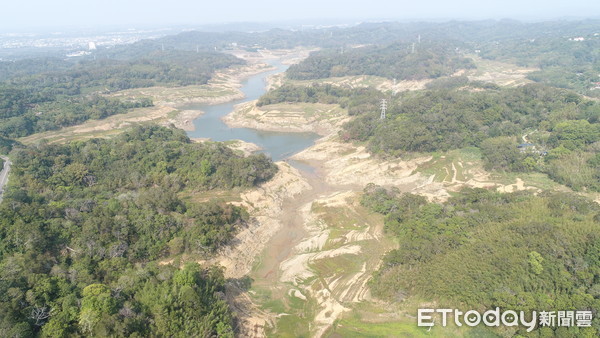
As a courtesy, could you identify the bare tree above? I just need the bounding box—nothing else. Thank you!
[30,306,50,326]
[83,174,96,187]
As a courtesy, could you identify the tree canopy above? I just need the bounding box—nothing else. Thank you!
[0,125,276,335]
[362,185,600,336]
[287,42,475,81]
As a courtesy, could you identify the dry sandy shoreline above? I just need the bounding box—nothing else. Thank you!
[168,47,315,132]
[222,101,348,136]
[165,62,276,131]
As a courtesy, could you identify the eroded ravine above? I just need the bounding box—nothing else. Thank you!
[233,147,417,337]
[252,168,329,283]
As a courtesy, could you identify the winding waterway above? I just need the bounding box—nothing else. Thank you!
[184,60,319,162]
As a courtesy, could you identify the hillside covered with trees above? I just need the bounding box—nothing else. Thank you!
[286,42,475,80]
[477,32,600,97]
[342,84,600,191]
[0,50,243,142]
[258,82,600,191]
[361,185,600,336]
[0,126,277,336]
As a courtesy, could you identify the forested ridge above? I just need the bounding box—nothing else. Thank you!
[362,185,600,336]
[128,20,599,53]
[0,126,277,336]
[343,84,600,191]
[0,50,243,141]
[0,51,242,88]
[286,42,475,81]
[0,95,152,138]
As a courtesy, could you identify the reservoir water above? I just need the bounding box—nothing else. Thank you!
[184,61,319,162]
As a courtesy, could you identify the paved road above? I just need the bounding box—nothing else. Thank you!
[0,155,11,203]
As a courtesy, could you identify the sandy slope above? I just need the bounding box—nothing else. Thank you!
[224,102,349,136]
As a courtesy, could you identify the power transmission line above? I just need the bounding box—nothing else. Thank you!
[380,99,387,120]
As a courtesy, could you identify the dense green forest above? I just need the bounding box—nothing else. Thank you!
[362,185,600,336]
[0,51,243,88]
[342,84,600,190]
[0,136,18,154]
[259,83,600,191]
[257,83,383,116]
[0,126,277,336]
[0,50,243,142]
[0,58,72,80]
[0,95,152,138]
[286,42,475,80]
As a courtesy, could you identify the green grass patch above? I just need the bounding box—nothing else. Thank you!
[179,188,243,204]
[268,314,311,338]
[263,299,286,314]
[491,171,563,190]
[311,254,364,279]
[312,204,367,230]
[329,317,433,337]
[287,291,308,310]
[329,314,494,338]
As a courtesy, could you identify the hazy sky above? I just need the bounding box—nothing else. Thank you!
[2,0,599,31]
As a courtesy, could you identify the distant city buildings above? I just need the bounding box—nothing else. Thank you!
[0,29,171,52]
[66,50,91,57]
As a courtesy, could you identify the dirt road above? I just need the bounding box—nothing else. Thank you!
[0,155,11,203]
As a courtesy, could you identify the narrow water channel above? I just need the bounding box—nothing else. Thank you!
[184,60,319,162]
